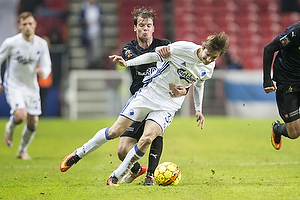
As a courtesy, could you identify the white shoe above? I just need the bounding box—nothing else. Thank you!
[120,165,147,183]
[120,171,134,184]
[18,151,31,160]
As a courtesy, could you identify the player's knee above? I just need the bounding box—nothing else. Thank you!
[107,127,123,139]
[14,110,27,123]
[139,136,153,149]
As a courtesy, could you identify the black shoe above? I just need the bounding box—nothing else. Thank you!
[271,120,282,150]
[60,151,81,172]
[143,175,155,186]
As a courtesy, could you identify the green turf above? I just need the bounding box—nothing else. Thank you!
[0,116,299,200]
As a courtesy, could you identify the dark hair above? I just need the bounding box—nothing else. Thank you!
[18,11,35,23]
[132,6,156,26]
[202,31,229,56]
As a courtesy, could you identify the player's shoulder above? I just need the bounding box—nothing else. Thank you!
[170,41,200,50]
[153,38,171,45]
[34,35,47,43]
[123,39,136,49]
[2,33,22,45]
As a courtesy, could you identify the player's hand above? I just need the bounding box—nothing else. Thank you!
[36,67,44,78]
[195,110,205,129]
[264,81,277,93]
[169,83,187,97]
[156,46,170,58]
[0,85,3,93]
[109,55,127,67]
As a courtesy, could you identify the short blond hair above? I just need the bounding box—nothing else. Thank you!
[18,11,35,23]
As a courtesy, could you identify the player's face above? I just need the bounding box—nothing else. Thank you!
[198,47,221,65]
[134,17,154,42]
[19,16,37,38]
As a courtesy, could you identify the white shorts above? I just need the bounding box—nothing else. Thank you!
[120,92,175,133]
[5,87,41,115]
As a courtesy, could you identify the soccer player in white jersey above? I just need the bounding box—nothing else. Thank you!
[0,12,52,160]
[60,32,229,186]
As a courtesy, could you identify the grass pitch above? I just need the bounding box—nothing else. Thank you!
[0,116,299,200]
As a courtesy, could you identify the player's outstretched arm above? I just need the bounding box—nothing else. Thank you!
[195,110,205,129]
[155,46,170,58]
[109,55,127,67]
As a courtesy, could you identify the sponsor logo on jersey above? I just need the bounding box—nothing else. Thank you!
[137,67,157,76]
[17,56,34,65]
[177,68,196,83]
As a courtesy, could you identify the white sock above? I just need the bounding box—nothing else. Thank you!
[6,115,17,133]
[76,127,111,158]
[110,145,144,180]
[18,125,36,153]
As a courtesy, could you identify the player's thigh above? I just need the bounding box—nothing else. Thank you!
[109,115,134,138]
[25,94,42,116]
[276,84,300,123]
[5,88,26,114]
[137,120,165,152]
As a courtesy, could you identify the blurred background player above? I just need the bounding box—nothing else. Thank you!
[263,21,300,150]
[0,12,52,159]
[79,0,104,69]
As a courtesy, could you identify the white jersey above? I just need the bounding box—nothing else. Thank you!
[126,41,215,112]
[0,33,51,95]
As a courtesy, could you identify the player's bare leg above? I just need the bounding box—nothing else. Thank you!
[108,120,161,186]
[17,114,38,160]
[4,109,27,147]
[61,116,133,172]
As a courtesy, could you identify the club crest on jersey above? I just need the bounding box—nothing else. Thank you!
[129,109,134,116]
[125,49,132,58]
[200,69,206,78]
[279,35,290,47]
[177,68,196,83]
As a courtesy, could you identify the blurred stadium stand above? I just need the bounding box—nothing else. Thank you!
[173,0,300,69]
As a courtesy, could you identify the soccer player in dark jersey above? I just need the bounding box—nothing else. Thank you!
[263,21,300,150]
[117,7,188,185]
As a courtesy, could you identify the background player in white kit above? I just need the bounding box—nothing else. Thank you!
[0,12,51,160]
[60,32,229,186]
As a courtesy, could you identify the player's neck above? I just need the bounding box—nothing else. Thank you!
[138,38,153,49]
[22,34,34,42]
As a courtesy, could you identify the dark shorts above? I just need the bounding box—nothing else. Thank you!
[120,120,145,140]
[276,83,300,123]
